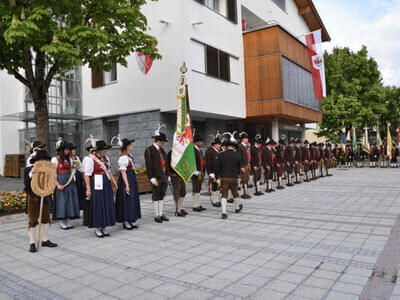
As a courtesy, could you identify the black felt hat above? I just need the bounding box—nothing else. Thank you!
[68,143,77,150]
[194,134,203,142]
[152,132,168,142]
[30,150,51,164]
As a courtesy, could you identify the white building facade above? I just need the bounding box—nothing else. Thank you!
[0,0,329,173]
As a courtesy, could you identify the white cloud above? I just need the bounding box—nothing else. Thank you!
[316,0,400,86]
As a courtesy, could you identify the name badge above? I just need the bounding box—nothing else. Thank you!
[94,174,103,190]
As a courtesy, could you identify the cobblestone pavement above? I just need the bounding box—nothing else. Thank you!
[1,168,400,300]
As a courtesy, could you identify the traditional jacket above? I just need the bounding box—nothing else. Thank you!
[205,146,219,175]
[238,143,250,168]
[144,145,168,179]
[250,145,262,168]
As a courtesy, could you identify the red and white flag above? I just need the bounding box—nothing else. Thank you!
[305,29,326,99]
[136,52,154,75]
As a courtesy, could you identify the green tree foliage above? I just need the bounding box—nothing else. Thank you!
[318,46,400,142]
[0,0,160,147]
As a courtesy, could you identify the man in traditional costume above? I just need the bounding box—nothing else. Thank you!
[205,135,222,207]
[192,134,206,212]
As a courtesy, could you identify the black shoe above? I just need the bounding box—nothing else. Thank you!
[227,199,234,203]
[180,209,188,216]
[270,189,276,192]
[29,243,37,253]
[326,174,333,177]
[101,229,110,237]
[254,191,264,196]
[175,211,185,217]
[199,206,207,211]
[295,181,301,184]
[287,183,294,187]
[221,213,228,219]
[154,217,163,223]
[266,189,273,193]
[277,186,285,190]
[304,179,310,182]
[42,240,58,248]
[192,207,202,212]
[212,202,221,207]
[161,215,169,222]
[129,223,138,229]
[248,184,254,188]
[235,204,243,213]
[123,223,133,230]
[241,194,251,199]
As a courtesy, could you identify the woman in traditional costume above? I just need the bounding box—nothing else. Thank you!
[113,136,141,229]
[82,137,116,237]
[51,138,80,229]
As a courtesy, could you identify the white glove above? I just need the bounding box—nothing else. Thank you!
[194,170,200,176]
[150,178,159,186]
[209,173,215,179]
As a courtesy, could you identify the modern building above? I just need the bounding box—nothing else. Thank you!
[0,0,330,173]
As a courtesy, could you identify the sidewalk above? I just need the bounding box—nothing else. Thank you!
[1,168,400,299]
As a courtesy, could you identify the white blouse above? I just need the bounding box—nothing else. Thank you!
[118,155,134,171]
[82,155,111,176]
[51,157,59,167]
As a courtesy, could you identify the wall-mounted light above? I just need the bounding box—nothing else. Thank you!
[159,20,170,25]
[192,21,203,26]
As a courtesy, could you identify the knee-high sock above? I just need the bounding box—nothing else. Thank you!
[158,200,164,216]
[221,198,227,214]
[41,223,49,242]
[178,197,184,211]
[153,201,159,216]
[211,191,219,204]
[192,193,198,208]
[29,227,36,244]
[234,198,240,210]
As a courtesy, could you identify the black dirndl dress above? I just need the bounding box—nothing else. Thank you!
[115,167,142,223]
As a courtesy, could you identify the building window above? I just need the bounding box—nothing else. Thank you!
[205,45,230,81]
[91,63,117,88]
[105,63,117,84]
[194,0,237,23]
[272,0,286,11]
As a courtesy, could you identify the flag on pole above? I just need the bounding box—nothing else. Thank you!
[387,123,393,160]
[171,64,196,183]
[352,127,357,150]
[362,127,370,153]
[305,29,326,99]
[376,126,383,147]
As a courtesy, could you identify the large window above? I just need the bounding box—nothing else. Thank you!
[272,0,286,11]
[205,45,230,81]
[194,0,237,23]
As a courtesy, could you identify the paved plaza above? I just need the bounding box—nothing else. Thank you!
[1,168,400,299]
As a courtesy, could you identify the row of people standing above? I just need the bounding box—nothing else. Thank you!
[332,143,399,168]
[25,137,142,252]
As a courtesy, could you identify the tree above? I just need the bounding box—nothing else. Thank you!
[319,46,386,141]
[0,0,160,148]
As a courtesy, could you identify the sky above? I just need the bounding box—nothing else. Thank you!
[314,0,400,87]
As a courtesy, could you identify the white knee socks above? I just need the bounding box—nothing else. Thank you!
[211,191,219,204]
[234,198,240,210]
[41,223,49,242]
[221,198,227,214]
[29,227,36,244]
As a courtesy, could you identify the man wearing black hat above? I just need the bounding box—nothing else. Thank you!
[275,140,286,189]
[205,136,222,207]
[294,139,303,184]
[192,134,206,212]
[167,150,187,217]
[250,135,264,196]
[25,150,58,252]
[302,140,311,182]
[263,139,276,193]
[26,141,45,168]
[215,136,243,219]
[285,139,296,186]
[325,143,333,175]
[144,129,170,223]
[238,132,252,199]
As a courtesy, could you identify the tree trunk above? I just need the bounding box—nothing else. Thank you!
[32,88,50,151]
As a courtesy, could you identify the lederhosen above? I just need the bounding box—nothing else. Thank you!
[192,147,204,194]
[205,147,219,192]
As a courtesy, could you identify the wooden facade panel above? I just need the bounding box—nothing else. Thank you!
[243,27,279,59]
[244,26,310,70]
[247,100,322,123]
[245,54,282,102]
[278,29,310,71]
